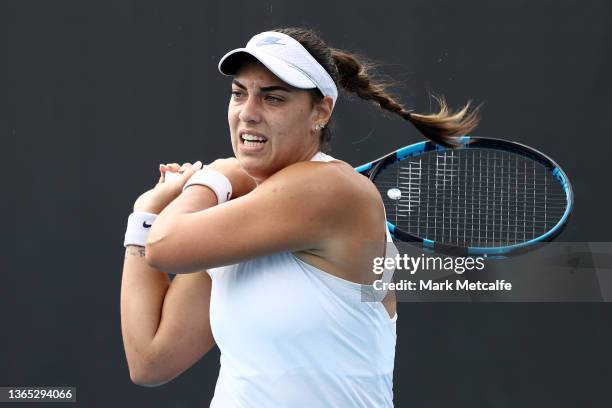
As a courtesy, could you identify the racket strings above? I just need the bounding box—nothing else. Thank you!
[374,148,567,247]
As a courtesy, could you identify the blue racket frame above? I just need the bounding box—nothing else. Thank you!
[355,136,574,255]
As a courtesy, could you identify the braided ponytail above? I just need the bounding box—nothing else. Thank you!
[331,48,480,147]
[273,27,481,148]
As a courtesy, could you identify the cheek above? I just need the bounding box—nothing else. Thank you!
[228,106,237,126]
[276,109,311,137]
[228,108,240,134]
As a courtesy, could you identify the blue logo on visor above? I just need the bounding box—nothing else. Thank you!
[256,36,284,47]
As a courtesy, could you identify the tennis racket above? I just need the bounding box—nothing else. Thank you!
[356,136,573,255]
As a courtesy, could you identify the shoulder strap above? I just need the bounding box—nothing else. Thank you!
[310,151,336,162]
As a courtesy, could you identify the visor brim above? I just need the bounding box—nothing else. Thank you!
[218,48,317,90]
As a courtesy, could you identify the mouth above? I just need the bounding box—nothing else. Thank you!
[239,131,268,148]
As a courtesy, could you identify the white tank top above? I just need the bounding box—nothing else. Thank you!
[206,152,397,407]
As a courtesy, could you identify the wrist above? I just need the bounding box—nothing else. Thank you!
[123,212,158,247]
[133,206,161,214]
[175,185,218,212]
[183,169,232,204]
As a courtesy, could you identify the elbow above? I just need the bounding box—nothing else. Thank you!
[144,240,164,271]
[125,343,175,387]
[145,235,177,273]
[128,361,171,387]
[144,212,214,273]
[145,236,205,275]
[145,222,176,272]
[130,372,167,388]
[145,242,184,275]
[129,370,159,387]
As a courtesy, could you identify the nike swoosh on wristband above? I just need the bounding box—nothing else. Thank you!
[143,221,152,228]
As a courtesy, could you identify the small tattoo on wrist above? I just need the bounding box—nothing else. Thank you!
[126,246,146,258]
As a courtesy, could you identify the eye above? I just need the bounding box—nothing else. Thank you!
[231,90,244,100]
[265,95,283,104]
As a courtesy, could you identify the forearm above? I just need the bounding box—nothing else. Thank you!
[120,245,170,375]
[147,186,217,248]
[150,159,254,241]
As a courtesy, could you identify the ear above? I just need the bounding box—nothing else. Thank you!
[313,96,333,124]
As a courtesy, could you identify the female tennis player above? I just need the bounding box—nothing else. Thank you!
[120,27,479,407]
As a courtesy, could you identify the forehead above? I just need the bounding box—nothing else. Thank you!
[233,60,288,87]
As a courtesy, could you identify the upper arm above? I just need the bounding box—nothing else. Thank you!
[133,271,215,386]
[146,162,362,274]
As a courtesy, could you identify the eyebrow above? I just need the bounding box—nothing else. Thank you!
[232,79,292,93]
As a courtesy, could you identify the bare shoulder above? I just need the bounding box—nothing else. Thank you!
[256,158,385,240]
[260,159,381,207]
[272,159,388,283]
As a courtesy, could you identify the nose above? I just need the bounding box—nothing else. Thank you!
[238,95,262,124]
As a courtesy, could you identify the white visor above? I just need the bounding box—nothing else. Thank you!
[218,31,338,108]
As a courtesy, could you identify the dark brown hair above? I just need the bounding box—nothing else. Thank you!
[273,27,481,151]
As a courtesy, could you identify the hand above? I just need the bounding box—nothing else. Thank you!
[207,158,257,199]
[133,161,203,214]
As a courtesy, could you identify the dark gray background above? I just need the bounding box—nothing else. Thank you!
[3,0,611,406]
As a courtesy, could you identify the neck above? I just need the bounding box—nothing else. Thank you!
[250,144,322,185]
[300,143,322,163]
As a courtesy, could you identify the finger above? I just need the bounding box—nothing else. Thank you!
[164,163,180,179]
[182,161,202,177]
[167,163,180,172]
[156,164,168,185]
[165,162,201,184]
[193,161,203,171]
[179,162,192,172]
[163,172,180,183]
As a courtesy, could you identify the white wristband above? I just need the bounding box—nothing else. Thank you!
[183,169,232,204]
[124,212,158,247]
